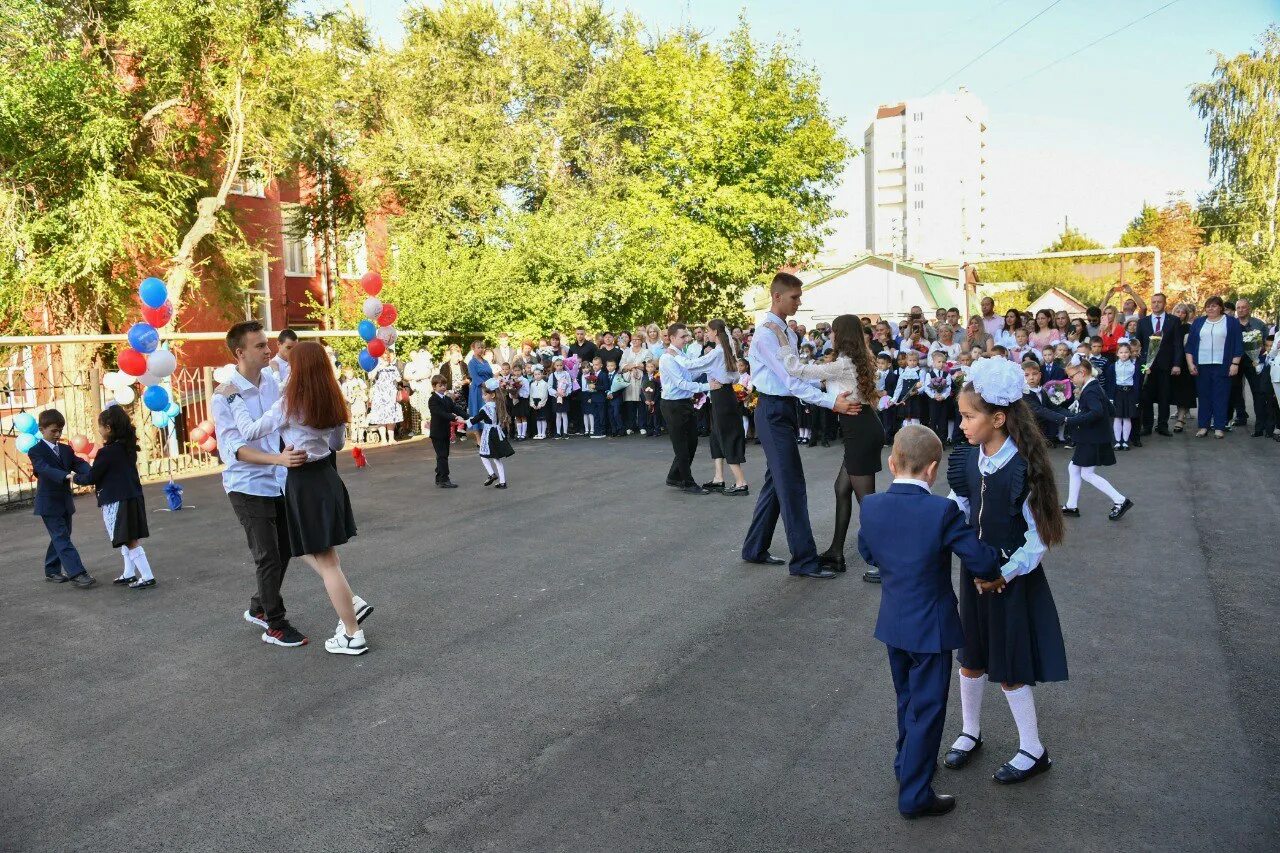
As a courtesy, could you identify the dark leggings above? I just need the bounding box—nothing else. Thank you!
[823,464,876,560]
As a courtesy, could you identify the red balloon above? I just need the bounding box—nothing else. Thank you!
[118,347,147,376]
[198,419,215,436]
[190,426,208,444]
[360,271,383,296]
[141,301,174,327]
[199,436,218,454]
[366,338,386,358]
[70,435,90,454]
[377,304,398,327]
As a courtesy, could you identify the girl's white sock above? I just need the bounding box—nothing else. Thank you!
[1081,465,1125,503]
[1113,418,1123,442]
[128,546,154,581]
[1066,462,1082,509]
[1003,685,1045,769]
[951,672,985,750]
[494,460,506,484]
[481,457,496,476]
[119,545,136,579]
[1121,418,1132,441]
[584,414,594,434]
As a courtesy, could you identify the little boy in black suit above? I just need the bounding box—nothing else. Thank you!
[427,375,469,488]
[27,409,96,587]
[857,425,1001,819]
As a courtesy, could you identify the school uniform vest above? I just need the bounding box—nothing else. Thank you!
[947,446,1029,553]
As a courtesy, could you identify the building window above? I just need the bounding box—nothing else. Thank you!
[2,348,36,409]
[340,231,368,280]
[281,205,315,276]
[243,253,272,327]
[229,163,267,197]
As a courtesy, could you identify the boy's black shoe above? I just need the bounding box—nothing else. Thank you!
[68,572,97,589]
[1130,436,1142,447]
[901,794,956,820]
[1108,498,1134,521]
[45,574,69,583]
[438,480,459,488]
[262,624,308,647]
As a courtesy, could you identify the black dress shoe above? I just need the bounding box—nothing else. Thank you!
[1130,436,1142,447]
[665,479,682,488]
[1061,506,1080,517]
[993,749,1052,784]
[744,554,786,565]
[1108,497,1134,520]
[439,480,459,488]
[702,480,725,491]
[45,574,69,583]
[1155,427,1172,437]
[818,553,847,573]
[483,475,498,487]
[494,483,508,489]
[682,484,710,495]
[862,569,882,583]
[112,575,136,585]
[790,567,838,579]
[722,484,750,496]
[68,573,97,589]
[943,733,982,769]
[901,794,956,820]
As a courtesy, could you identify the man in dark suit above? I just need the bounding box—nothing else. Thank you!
[27,409,96,587]
[857,426,1002,819]
[427,375,469,487]
[1136,292,1183,436]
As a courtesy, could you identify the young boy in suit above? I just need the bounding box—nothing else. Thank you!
[427,375,469,488]
[857,425,1001,819]
[27,409,97,587]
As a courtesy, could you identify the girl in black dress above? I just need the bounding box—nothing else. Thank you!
[944,356,1067,785]
[75,405,155,588]
[1048,357,1134,520]
[704,318,749,495]
[471,378,515,488]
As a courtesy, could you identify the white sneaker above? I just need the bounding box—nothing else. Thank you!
[639,429,647,435]
[336,595,374,635]
[325,628,368,655]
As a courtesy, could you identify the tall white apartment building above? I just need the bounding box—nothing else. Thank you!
[864,87,988,264]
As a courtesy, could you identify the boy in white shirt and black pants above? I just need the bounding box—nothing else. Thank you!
[212,321,310,648]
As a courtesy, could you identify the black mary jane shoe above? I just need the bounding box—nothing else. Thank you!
[943,733,982,769]
[901,794,956,820]
[722,484,750,497]
[483,475,498,487]
[112,575,137,586]
[1108,497,1134,521]
[702,480,725,492]
[993,748,1052,784]
[129,578,156,590]
[1061,506,1080,517]
[494,483,508,490]
[818,553,847,573]
[744,554,786,566]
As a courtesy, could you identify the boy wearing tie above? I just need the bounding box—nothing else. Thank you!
[27,409,97,587]
[427,375,469,488]
[857,425,1001,819]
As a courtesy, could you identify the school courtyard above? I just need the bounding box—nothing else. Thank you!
[1,432,1275,852]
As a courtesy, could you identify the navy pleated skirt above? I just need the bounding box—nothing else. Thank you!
[957,565,1068,686]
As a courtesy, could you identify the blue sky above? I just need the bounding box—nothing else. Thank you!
[336,0,1276,259]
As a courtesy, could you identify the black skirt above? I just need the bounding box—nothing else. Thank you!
[906,393,928,421]
[839,406,885,476]
[708,385,746,464]
[958,566,1068,686]
[512,396,530,418]
[108,497,149,547]
[1113,385,1137,418]
[479,428,514,459]
[1071,439,1116,468]
[284,457,357,557]
[1171,367,1197,409]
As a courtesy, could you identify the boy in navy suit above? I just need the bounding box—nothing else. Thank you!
[27,409,96,588]
[857,425,1001,819]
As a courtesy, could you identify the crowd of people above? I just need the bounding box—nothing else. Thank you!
[24,278,1278,818]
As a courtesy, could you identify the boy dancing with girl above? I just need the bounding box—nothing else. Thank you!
[857,425,1002,819]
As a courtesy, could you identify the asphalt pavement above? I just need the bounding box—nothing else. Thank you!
[1,425,1276,852]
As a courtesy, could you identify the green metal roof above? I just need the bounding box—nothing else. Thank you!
[753,255,959,311]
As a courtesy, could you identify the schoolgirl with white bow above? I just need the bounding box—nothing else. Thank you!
[944,356,1069,786]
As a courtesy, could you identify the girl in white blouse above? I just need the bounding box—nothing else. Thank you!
[218,341,372,656]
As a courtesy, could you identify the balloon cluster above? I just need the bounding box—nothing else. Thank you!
[188,419,218,456]
[105,277,179,418]
[12,412,40,454]
[356,272,397,372]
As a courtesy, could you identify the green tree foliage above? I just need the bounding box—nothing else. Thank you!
[369,1,852,335]
[978,226,1112,307]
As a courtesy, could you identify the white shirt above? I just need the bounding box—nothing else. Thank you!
[211,368,286,497]
[777,347,866,403]
[893,477,932,492]
[703,348,740,384]
[947,436,1046,582]
[748,312,838,409]
[228,396,346,463]
[1149,313,1168,335]
[1198,316,1227,365]
[658,347,720,400]
[928,340,961,361]
[269,354,290,385]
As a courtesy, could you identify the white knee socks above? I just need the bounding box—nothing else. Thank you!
[584,414,595,435]
[1113,418,1132,441]
[493,459,506,484]
[1113,418,1123,442]
[556,413,568,435]
[119,546,136,579]
[951,672,986,751]
[1003,685,1044,768]
[128,545,154,581]
[537,419,546,438]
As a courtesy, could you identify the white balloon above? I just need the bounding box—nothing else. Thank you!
[362,297,383,320]
[137,371,163,387]
[212,364,235,384]
[375,325,397,345]
[114,385,136,405]
[102,371,126,390]
[147,349,177,378]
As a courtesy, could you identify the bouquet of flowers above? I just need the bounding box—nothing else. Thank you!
[1243,329,1263,363]
[733,382,748,403]
[609,373,629,395]
[1043,379,1073,407]
[693,392,707,410]
[950,368,969,394]
[877,395,894,411]
[564,355,581,386]
[584,370,597,392]
[1143,334,1163,374]
[928,373,950,396]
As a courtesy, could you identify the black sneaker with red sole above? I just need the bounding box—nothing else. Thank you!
[261,625,308,647]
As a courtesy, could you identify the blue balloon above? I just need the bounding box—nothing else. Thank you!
[357,319,377,342]
[357,349,378,372]
[142,384,170,412]
[151,411,171,429]
[139,277,168,309]
[127,322,160,354]
[13,412,37,435]
[165,402,181,418]
[16,433,39,453]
